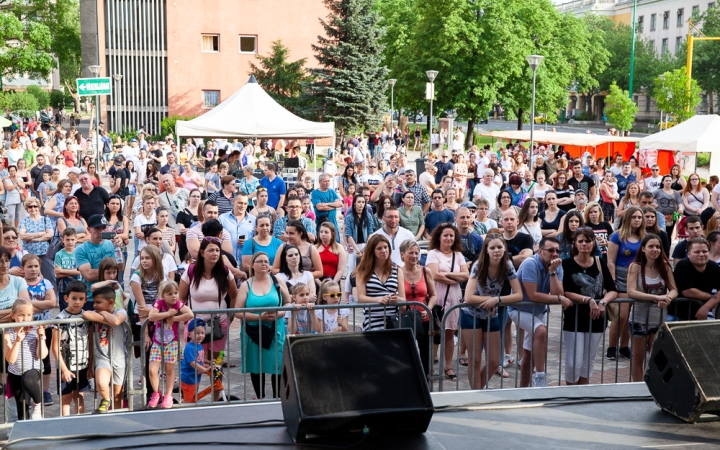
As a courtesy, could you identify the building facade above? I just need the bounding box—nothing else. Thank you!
[81,0,328,135]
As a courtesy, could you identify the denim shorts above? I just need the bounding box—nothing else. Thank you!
[460,310,501,332]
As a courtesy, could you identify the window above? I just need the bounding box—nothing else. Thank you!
[201,34,219,53]
[239,35,257,54]
[677,8,684,27]
[645,95,651,112]
[650,13,657,31]
[692,5,700,17]
[650,39,655,52]
[662,38,669,55]
[710,3,716,9]
[638,16,644,33]
[203,90,220,108]
[663,11,670,29]
[676,36,684,52]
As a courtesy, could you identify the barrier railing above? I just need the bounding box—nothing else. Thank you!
[0,318,136,426]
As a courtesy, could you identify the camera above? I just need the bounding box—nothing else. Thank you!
[101,231,117,240]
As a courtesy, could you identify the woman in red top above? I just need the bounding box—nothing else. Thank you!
[400,239,437,376]
[314,222,347,289]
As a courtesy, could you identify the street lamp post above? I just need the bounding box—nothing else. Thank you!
[388,79,397,131]
[526,55,544,164]
[426,70,438,155]
[113,74,123,134]
[88,65,101,168]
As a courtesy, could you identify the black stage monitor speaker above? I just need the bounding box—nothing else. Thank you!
[281,329,434,443]
[645,321,720,422]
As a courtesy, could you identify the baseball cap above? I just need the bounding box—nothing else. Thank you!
[187,318,206,333]
[68,167,81,174]
[130,138,138,143]
[114,155,125,164]
[86,214,109,229]
[461,201,477,210]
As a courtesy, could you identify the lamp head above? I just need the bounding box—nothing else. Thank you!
[526,55,544,72]
[426,70,439,82]
[113,74,123,81]
[388,79,397,87]
[88,65,101,76]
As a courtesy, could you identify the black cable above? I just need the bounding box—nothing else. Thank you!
[434,395,654,413]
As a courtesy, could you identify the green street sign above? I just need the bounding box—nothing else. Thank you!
[76,77,112,97]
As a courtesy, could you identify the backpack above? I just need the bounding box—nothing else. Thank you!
[103,136,113,154]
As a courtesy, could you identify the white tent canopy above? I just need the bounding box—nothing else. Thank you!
[175,76,335,139]
[638,114,720,154]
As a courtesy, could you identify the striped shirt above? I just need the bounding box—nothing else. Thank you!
[207,190,235,215]
[362,266,399,331]
[6,327,41,375]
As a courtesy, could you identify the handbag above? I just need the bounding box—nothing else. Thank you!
[595,256,619,322]
[391,268,427,339]
[17,187,26,202]
[432,252,455,330]
[46,218,66,260]
[244,274,283,350]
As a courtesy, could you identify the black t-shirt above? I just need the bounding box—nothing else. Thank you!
[504,233,534,259]
[176,208,198,230]
[75,186,110,221]
[30,164,53,191]
[672,240,689,261]
[587,221,614,257]
[151,149,163,170]
[670,259,720,319]
[111,165,128,196]
[561,257,617,332]
[568,175,595,197]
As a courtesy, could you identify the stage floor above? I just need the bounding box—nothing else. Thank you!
[8,383,720,449]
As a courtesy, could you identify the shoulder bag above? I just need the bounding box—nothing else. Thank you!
[595,256,618,322]
[244,274,283,349]
[391,267,427,339]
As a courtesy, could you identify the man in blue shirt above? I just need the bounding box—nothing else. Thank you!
[509,237,571,388]
[434,150,454,185]
[218,193,256,266]
[273,195,316,243]
[259,162,286,209]
[75,215,117,308]
[615,162,636,198]
[424,189,454,239]
[311,174,342,243]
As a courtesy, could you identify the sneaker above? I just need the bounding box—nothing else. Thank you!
[30,403,42,420]
[98,399,111,414]
[43,391,53,406]
[619,347,632,360]
[503,354,514,368]
[161,395,174,409]
[532,372,547,387]
[147,392,161,408]
[606,347,616,360]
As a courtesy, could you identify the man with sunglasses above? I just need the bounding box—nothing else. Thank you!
[361,163,383,195]
[644,165,663,194]
[434,151,454,185]
[510,236,571,387]
[75,215,117,307]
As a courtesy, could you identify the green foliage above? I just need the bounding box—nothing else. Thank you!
[49,90,73,109]
[25,86,50,109]
[653,69,702,123]
[692,7,720,103]
[0,92,39,116]
[697,153,710,167]
[161,115,195,139]
[584,15,680,93]
[0,11,55,80]
[604,82,638,131]
[304,0,389,138]
[249,40,312,113]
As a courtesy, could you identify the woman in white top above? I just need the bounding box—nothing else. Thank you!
[276,244,316,299]
[529,171,550,211]
[517,198,542,249]
[682,172,709,217]
[133,194,157,255]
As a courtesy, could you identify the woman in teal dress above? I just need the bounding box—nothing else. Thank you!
[236,252,291,399]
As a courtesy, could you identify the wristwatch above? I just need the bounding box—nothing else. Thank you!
[549,272,557,277]
[599,301,606,307]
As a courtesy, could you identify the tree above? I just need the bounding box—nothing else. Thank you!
[604,82,638,131]
[25,85,50,109]
[0,92,39,116]
[0,11,54,81]
[692,7,720,113]
[304,0,389,141]
[249,40,311,113]
[653,69,702,123]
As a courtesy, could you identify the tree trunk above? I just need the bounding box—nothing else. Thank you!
[710,92,715,115]
[465,116,475,149]
[517,108,524,130]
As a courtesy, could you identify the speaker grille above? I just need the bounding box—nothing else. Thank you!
[672,327,720,398]
[289,332,429,416]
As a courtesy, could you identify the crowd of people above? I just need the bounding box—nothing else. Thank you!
[1,117,719,420]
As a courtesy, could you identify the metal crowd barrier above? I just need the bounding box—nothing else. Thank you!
[0,318,136,426]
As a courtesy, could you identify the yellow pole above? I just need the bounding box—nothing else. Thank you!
[686,35,694,93]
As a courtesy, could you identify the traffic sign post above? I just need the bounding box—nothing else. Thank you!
[76,77,112,97]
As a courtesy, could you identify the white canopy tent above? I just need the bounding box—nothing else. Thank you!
[639,114,720,175]
[175,75,335,139]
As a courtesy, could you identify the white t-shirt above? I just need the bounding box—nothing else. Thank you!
[473,182,500,211]
[370,226,415,267]
[315,308,350,332]
[476,156,489,177]
[352,147,365,164]
[133,212,157,252]
[644,176,663,193]
[130,252,178,276]
[519,222,542,246]
[362,173,384,189]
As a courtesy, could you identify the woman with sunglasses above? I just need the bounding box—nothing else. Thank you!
[235,252,291,399]
[561,228,618,385]
[426,224,469,381]
[3,227,26,276]
[462,233,522,389]
[400,239,437,377]
[56,196,89,243]
[552,170,575,212]
[18,197,54,282]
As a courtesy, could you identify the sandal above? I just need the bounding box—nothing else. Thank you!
[458,357,469,367]
[495,367,510,378]
[222,362,236,368]
[444,368,458,381]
